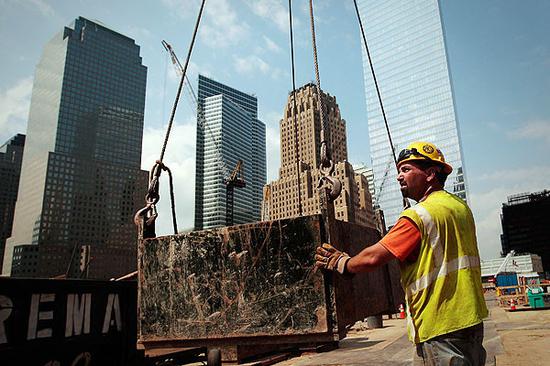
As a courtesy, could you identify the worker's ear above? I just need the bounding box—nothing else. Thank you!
[425,166,441,183]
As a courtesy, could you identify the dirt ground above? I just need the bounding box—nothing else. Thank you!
[486,294,550,366]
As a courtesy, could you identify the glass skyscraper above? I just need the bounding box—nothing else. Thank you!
[3,17,148,278]
[194,75,266,230]
[358,0,467,226]
[0,134,25,274]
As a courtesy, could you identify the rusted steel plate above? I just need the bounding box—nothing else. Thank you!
[331,220,403,333]
[138,216,330,342]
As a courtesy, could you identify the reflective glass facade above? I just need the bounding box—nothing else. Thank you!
[194,75,266,230]
[358,0,467,226]
[3,17,148,278]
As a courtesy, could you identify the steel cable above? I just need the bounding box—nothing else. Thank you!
[159,0,206,162]
[288,0,303,216]
[138,0,206,235]
[308,0,331,172]
[352,0,410,209]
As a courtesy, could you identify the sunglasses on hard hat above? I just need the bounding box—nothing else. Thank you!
[397,148,431,163]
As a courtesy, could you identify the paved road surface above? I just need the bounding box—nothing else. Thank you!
[267,293,550,366]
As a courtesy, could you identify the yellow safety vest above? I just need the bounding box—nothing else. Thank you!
[399,190,488,344]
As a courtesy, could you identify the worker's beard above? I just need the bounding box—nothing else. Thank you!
[400,183,423,202]
[400,184,410,198]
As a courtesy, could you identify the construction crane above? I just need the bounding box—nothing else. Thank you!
[162,40,230,179]
[162,40,246,226]
[374,158,393,207]
[373,143,400,207]
[492,250,517,280]
[225,160,246,226]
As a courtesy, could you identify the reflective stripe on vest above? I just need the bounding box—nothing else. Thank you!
[405,205,481,298]
[406,254,481,298]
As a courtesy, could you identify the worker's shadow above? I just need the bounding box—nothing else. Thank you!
[339,337,384,350]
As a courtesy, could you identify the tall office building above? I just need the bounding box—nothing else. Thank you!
[358,0,467,226]
[353,164,375,200]
[0,134,25,274]
[352,164,386,233]
[262,84,376,229]
[500,191,550,274]
[194,75,266,230]
[3,17,148,278]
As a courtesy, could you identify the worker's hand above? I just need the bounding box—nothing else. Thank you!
[315,243,350,274]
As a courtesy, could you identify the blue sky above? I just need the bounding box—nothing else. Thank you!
[0,0,549,260]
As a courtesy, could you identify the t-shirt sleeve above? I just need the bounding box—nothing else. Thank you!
[379,217,421,262]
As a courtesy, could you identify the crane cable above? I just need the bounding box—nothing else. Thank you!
[135,0,207,235]
[308,0,342,202]
[352,0,410,209]
[162,39,230,179]
[288,0,303,216]
[159,0,206,163]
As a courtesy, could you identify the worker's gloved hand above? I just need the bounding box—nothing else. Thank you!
[315,243,350,274]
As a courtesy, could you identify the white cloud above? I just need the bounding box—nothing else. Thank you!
[126,26,153,43]
[141,121,197,234]
[27,0,56,18]
[476,165,550,184]
[160,0,249,48]
[265,126,281,181]
[160,0,196,19]
[234,55,270,75]
[0,77,33,143]
[507,120,550,144]
[244,0,291,33]
[259,110,282,181]
[165,59,208,86]
[299,0,328,24]
[233,55,286,80]
[263,35,282,53]
[200,0,250,48]
[469,165,550,260]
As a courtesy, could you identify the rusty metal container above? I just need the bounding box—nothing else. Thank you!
[137,212,404,362]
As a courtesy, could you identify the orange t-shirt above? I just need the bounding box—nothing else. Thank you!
[379,217,421,262]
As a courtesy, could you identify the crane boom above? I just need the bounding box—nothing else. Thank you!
[162,40,230,180]
[494,250,516,277]
[162,40,247,228]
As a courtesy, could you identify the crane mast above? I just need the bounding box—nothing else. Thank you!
[225,160,246,226]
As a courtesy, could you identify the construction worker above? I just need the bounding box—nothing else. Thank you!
[315,141,488,366]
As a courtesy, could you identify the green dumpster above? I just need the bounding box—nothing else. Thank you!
[527,287,545,308]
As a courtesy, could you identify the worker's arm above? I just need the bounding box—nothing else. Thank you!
[346,243,395,273]
[314,242,394,274]
[315,218,421,274]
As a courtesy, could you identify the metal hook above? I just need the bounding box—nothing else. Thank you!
[317,175,342,201]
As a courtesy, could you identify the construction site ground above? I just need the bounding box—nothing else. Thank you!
[234,292,550,366]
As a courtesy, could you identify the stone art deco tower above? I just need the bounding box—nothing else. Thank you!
[4,17,148,278]
[262,84,376,228]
